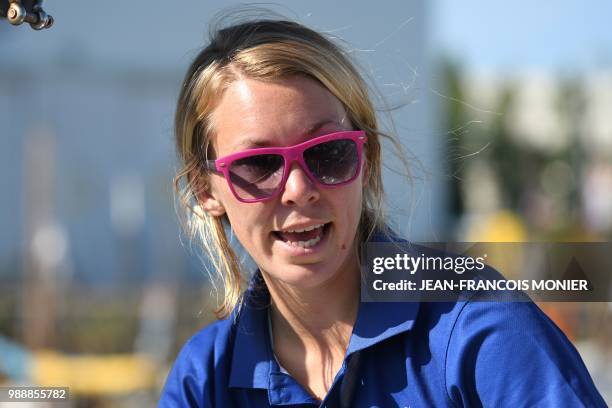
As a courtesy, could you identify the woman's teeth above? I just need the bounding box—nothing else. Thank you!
[284,223,325,233]
[276,223,327,248]
[286,235,321,248]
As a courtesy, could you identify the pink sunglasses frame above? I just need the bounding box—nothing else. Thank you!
[204,130,367,203]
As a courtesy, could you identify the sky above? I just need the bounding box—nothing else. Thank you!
[433,0,612,74]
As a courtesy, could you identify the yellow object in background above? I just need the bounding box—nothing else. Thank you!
[465,210,528,243]
[463,210,528,280]
[31,351,157,395]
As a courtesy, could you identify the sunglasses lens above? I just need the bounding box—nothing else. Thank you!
[304,139,359,185]
[229,154,284,200]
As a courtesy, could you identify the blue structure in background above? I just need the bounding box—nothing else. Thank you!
[0,1,443,285]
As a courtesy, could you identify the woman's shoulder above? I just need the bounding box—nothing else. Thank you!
[182,316,235,356]
[158,316,237,407]
[441,297,606,406]
[171,313,240,374]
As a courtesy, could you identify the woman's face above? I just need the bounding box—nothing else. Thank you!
[203,75,364,289]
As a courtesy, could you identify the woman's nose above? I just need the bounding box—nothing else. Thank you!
[280,162,320,206]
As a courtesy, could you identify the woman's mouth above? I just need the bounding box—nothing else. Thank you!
[273,223,331,249]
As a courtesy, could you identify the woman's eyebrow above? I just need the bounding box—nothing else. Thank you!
[234,138,271,149]
[303,118,343,135]
[231,118,344,150]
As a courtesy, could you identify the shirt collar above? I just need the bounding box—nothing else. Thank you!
[228,274,420,391]
[228,273,321,405]
[228,271,273,390]
[347,228,421,354]
[346,300,420,355]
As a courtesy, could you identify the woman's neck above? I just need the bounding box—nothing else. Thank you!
[263,254,360,348]
[261,250,361,400]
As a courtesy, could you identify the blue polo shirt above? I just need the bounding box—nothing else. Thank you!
[159,264,605,407]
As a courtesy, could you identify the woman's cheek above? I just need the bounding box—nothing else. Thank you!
[226,205,269,250]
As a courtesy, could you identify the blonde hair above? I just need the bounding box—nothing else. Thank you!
[174,18,398,318]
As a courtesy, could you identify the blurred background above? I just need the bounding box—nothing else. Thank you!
[0,0,610,406]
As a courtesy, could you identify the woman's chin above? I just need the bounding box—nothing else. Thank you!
[261,224,356,290]
[262,262,339,291]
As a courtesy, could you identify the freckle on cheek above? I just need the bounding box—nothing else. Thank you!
[341,244,347,250]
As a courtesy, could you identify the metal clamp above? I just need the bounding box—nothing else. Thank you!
[7,0,53,30]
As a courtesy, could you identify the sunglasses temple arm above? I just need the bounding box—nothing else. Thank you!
[203,160,218,172]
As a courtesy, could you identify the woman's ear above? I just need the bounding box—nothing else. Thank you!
[192,173,226,217]
[198,190,226,217]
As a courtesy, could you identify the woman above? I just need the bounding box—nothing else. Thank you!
[159,18,605,407]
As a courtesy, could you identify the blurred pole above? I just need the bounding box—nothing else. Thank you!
[134,280,177,364]
[110,173,146,284]
[20,127,59,349]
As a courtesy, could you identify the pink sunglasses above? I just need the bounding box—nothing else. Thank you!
[204,130,367,203]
